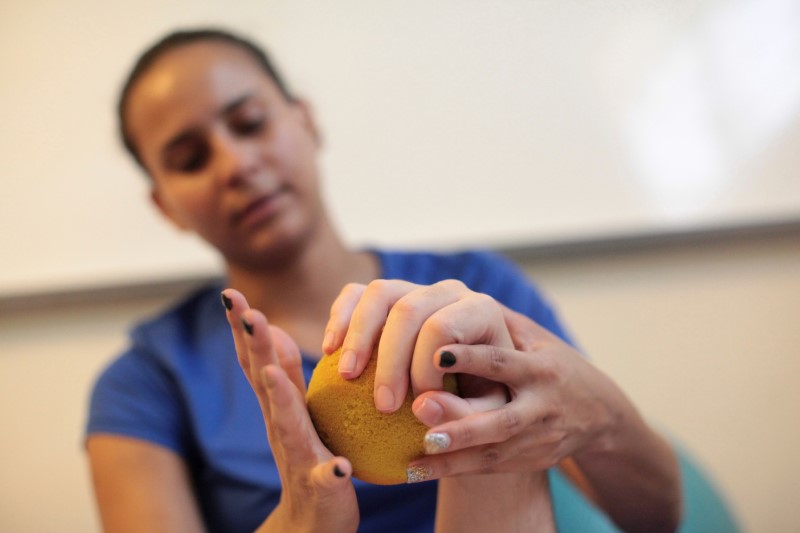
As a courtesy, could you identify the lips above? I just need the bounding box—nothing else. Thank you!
[232,187,289,228]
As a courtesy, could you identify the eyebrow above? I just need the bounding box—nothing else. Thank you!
[162,93,255,154]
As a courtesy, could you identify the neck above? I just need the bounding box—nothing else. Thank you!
[224,220,379,356]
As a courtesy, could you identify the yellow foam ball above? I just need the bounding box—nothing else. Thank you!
[307,347,457,485]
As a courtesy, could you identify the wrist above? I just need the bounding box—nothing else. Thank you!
[437,472,554,533]
[258,500,358,533]
[569,383,682,533]
[574,372,634,460]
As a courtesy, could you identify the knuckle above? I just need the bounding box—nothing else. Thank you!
[465,292,501,321]
[479,445,502,469]
[424,313,462,343]
[253,380,267,398]
[497,408,521,438]
[364,279,392,297]
[543,446,563,470]
[456,423,475,447]
[341,282,365,298]
[330,283,364,316]
[485,346,508,376]
[470,291,496,308]
[390,295,422,321]
[434,457,452,478]
[435,279,467,293]
[530,456,554,471]
[535,355,560,382]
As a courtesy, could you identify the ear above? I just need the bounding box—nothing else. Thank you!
[292,98,322,147]
[150,187,191,232]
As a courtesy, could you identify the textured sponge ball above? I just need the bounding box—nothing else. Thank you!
[307,347,458,485]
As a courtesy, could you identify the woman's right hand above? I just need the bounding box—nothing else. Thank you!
[222,289,359,533]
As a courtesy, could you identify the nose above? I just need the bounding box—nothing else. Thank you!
[211,130,258,187]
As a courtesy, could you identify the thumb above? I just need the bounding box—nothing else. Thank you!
[311,457,354,492]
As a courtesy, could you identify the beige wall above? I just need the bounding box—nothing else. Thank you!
[521,231,800,533]
[1,231,798,532]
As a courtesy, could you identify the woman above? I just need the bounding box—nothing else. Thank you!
[86,28,681,532]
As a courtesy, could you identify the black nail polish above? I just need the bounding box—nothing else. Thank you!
[221,292,233,311]
[333,464,346,478]
[439,351,456,368]
[242,319,254,335]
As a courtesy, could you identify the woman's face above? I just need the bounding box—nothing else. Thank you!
[125,40,325,270]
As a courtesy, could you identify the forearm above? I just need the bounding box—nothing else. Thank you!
[87,436,206,533]
[253,496,358,533]
[574,378,682,533]
[435,472,554,533]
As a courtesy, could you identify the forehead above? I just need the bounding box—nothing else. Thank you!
[125,41,283,154]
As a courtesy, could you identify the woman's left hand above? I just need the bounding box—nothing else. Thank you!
[222,289,360,533]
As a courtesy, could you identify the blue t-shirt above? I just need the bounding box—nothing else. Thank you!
[86,249,576,533]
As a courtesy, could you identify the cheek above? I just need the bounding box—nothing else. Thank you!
[162,182,217,225]
[269,125,319,180]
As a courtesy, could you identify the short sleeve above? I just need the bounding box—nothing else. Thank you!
[86,348,190,456]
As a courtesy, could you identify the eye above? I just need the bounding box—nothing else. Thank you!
[228,99,269,137]
[164,138,210,174]
[178,149,210,173]
[230,114,266,136]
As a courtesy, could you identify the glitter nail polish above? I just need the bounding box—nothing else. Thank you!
[424,432,451,454]
[407,465,432,483]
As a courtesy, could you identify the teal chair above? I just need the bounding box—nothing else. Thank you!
[550,445,741,532]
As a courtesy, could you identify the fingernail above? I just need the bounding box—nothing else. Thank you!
[338,350,357,374]
[242,318,254,335]
[322,330,335,353]
[407,465,432,483]
[333,464,346,478]
[375,385,395,413]
[414,398,444,427]
[439,350,456,368]
[424,432,451,454]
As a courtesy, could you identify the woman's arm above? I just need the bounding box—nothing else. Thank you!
[87,435,205,533]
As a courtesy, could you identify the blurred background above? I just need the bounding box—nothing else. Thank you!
[1,1,799,531]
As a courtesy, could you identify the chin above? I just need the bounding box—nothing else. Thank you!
[239,226,315,271]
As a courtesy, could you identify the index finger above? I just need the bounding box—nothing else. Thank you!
[337,279,420,380]
[322,282,366,356]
